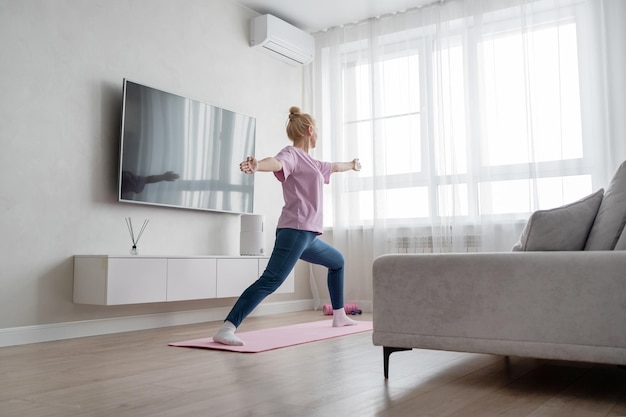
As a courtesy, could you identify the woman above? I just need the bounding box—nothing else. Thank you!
[213,106,361,346]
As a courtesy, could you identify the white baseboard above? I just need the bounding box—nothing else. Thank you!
[0,299,314,348]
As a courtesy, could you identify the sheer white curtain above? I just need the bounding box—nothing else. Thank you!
[304,0,626,307]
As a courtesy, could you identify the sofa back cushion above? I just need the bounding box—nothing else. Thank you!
[614,226,626,250]
[512,189,604,251]
[584,161,626,250]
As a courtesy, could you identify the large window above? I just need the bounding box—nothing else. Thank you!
[320,6,590,228]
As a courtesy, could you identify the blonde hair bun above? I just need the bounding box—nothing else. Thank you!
[288,106,302,120]
[286,106,314,141]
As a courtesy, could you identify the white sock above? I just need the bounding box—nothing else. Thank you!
[212,321,244,346]
[332,308,358,327]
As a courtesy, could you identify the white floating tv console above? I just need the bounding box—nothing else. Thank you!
[73,255,294,305]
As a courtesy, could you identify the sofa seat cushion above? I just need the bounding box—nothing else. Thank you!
[585,161,626,250]
[512,189,604,251]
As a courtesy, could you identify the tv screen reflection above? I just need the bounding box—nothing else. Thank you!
[119,80,255,214]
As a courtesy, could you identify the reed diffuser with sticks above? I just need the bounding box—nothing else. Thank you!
[125,217,149,255]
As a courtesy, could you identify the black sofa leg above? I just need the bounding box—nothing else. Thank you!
[383,346,412,378]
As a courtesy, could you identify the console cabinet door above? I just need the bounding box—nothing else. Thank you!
[167,258,217,301]
[107,258,167,305]
[216,258,258,298]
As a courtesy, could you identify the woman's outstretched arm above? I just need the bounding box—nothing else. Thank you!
[332,158,361,173]
[240,156,282,174]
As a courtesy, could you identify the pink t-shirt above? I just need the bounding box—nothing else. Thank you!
[273,146,332,234]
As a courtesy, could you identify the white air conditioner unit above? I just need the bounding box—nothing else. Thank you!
[249,14,314,66]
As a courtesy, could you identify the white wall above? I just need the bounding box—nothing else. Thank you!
[0,0,312,333]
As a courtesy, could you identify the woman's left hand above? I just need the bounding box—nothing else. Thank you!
[353,158,361,171]
[240,156,258,174]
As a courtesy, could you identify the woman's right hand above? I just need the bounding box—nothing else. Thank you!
[240,156,258,174]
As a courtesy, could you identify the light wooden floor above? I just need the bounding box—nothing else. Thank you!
[2,310,626,417]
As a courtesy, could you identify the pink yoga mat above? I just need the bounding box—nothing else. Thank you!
[169,320,373,353]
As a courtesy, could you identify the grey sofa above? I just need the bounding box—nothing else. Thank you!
[372,161,626,378]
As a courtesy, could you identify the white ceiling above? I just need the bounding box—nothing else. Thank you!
[235,0,436,33]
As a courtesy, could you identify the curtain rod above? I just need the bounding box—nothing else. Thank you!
[315,0,447,33]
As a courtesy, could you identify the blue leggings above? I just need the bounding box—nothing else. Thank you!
[225,228,345,327]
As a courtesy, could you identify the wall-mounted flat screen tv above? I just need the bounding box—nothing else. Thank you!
[118,79,255,214]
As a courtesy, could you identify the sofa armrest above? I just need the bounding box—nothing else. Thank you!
[372,251,626,349]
